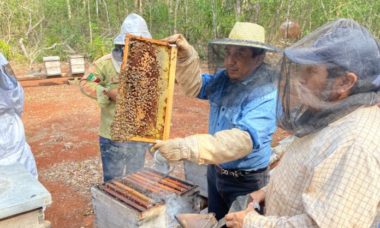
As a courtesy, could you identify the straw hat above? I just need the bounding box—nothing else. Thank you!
[209,22,277,52]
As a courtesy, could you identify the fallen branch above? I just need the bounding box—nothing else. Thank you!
[25,14,45,37]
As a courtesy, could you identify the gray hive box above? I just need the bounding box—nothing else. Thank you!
[69,55,85,75]
[91,187,167,228]
[43,56,61,76]
[0,164,52,227]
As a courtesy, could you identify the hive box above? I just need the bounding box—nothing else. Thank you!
[91,169,201,228]
[0,164,52,228]
[43,56,61,77]
[69,55,85,75]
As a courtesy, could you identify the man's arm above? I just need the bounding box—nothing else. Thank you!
[165,34,203,97]
[153,89,277,164]
[243,143,380,227]
[152,128,253,164]
[80,60,113,107]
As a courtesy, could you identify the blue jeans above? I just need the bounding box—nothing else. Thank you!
[207,165,269,220]
[99,136,149,182]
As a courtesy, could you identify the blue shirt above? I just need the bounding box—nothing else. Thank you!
[198,63,277,170]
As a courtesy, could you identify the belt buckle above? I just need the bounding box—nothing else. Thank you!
[221,169,229,175]
[231,170,239,177]
[218,166,240,177]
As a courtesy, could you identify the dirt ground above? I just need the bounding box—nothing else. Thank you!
[20,76,288,227]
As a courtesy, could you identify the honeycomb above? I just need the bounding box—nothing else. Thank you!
[111,35,177,142]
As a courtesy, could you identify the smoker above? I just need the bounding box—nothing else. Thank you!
[92,168,200,227]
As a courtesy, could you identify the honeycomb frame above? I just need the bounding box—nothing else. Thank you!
[111,34,177,143]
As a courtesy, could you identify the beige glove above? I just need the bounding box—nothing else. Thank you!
[152,128,253,164]
[164,34,202,97]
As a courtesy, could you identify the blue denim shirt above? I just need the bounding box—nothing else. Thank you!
[198,63,277,170]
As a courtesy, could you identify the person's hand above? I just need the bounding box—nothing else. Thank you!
[225,206,254,228]
[152,138,191,161]
[103,88,118,101]
[163,34,194,61]
[249,189,266,206]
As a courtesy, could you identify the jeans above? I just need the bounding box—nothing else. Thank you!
[207,165,269,220]
[99,136,149,182]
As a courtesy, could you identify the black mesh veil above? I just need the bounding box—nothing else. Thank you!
[208,40,278,76]
[277,19,380,136]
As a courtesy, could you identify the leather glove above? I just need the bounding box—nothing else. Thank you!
[152,128,253,164]
[152,137,198,162]
[163,34,202,97]
[164,34,194,63]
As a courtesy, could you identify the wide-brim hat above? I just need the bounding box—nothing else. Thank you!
[284,19,380,82]
[209,22,278,52]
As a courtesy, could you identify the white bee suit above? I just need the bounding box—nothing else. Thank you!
[0,53,37,178]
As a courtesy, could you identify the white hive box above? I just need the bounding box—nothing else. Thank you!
[0,164,52,228]
[69,55,85,75]
[43,56,61,76]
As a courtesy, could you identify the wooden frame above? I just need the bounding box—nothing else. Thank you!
[111,34,177,143]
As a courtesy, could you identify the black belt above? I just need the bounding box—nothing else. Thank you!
[215,165,267,177]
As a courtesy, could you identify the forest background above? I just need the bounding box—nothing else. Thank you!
[1,0,379,65]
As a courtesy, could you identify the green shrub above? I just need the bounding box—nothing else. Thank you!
[0,40,12,59]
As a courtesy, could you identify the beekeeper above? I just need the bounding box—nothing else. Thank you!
[0,53,38,178]
[80,13,152,182]
[153,22,279,220]
[225,18,380,228]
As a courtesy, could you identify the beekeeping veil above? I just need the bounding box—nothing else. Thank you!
[0,53,38,178]
[208,22,278,75]
[112,13,152,73]
[0,53,17,90]
[277,18,380,137]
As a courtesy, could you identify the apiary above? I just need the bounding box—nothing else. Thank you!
[111,34,177,143]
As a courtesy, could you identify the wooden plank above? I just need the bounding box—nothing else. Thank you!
[0,209,49,228]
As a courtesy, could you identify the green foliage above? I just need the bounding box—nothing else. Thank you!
[0,0,379,62]
[0,40,12,59]
[87,36,113,60]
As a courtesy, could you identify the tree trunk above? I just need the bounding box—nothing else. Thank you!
[96,0,99,18]
[149,0,152,31]
[211,0,217,38]
[66,0,72,19]
[168,0,173,34]
[173,0,180,33]
[134,0,138,9]
[139,0,143,14]
[102,0,111,31]
[87,0,93,43]
[184,0,188,37]
[235,0,241,21]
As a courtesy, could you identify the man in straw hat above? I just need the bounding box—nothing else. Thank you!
[225,18,380,227]
[153,22,279,219]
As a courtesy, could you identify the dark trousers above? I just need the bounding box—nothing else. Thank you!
[207,165,269,220]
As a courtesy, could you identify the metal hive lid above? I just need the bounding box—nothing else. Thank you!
[0,164,52,219]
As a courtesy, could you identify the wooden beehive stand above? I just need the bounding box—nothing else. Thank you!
[111,34,177,143]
